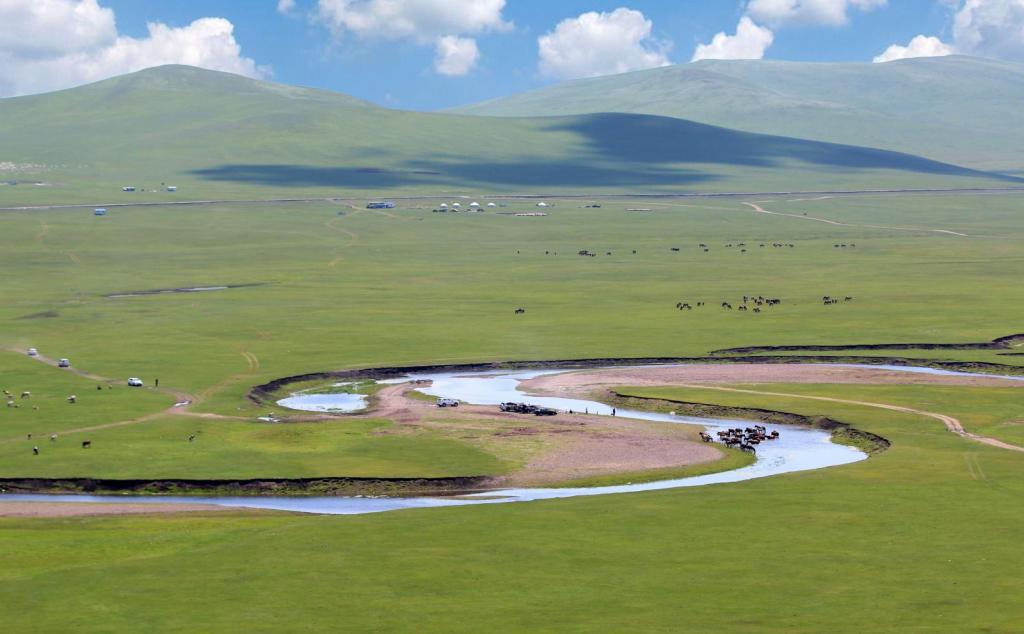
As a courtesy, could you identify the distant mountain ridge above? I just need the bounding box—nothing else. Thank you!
[0,64,1017,202]
[452,56,1024,173]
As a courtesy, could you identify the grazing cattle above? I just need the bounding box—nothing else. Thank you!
[67,395,77,404]
[81,440,91,449]
[21,391,31,399]
[188,434,196,443]
[514,308,526,315]
[5,400,15,408]
[699,432,713,443]
[50,434,57,441]
[33,446,39,455]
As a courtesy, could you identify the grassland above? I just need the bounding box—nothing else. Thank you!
[2,384,1023,632]
[1,192,1022,480]
[2,99,1024,630]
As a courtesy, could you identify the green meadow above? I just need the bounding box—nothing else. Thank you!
[2,63,1024,633]
[2,383,1023,632]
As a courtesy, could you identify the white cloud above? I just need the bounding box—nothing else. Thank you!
[746,0,887,27]
[538,8,671,80]
[0,0,116,57]
[692,17,775,61]
[277,0,296,14]
[873,35,953,63]
[316,0,509,42]
[953,0,1024,61]
[315,0,507,76]
[0,1,266,97]
[434,35,478,76]
[874,0,1024,64]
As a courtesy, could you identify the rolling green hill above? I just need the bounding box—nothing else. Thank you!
[453,56,1024,174]
[0,64,1016,205]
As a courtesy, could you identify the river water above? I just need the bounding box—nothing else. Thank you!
[1,366,870,515]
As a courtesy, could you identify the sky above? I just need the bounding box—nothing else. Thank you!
[0,1,1021,109]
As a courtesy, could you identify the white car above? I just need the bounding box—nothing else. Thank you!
[57,358,71,368]
[127,377,144,387]
[26,348,38,357]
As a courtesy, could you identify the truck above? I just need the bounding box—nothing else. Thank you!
[366,201,396,209]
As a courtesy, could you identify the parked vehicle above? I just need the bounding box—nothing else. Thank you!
[26,348,38,357]
[57,358,71,368]
[127,377,144,387]
[436,398,459,408]
[499,402,558,416]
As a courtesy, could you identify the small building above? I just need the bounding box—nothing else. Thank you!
[122,186,136,192]
[487,202,497,207]
[94,208,107,216]
[452,202,461,208]
[366,201,396,209]
[469,201,480,207]
[439,203,449,209]
[166,185,177,192]
[536,202,549,208]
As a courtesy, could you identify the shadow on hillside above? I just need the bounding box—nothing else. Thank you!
[546,113,1011,177]
[190,112,1017,189]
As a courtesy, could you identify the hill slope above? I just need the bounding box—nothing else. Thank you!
[453,56,1024,173]
[0,65,1016,204]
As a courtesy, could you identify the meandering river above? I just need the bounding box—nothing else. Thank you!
[1,366,871,515]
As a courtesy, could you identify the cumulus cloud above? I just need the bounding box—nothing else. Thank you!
[277,0,296,14]
[538,8,671,80]
[434,35,479,76]
[746,0,887,27]
[0,0,266,97]
[315,0,508,41]
[692,17,775,61]
[953,0,1024,61]
[315,0,508,76]
[874,0,1024,63]
[873,35,953,63]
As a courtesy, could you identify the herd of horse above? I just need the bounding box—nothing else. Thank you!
[699,425,780,453]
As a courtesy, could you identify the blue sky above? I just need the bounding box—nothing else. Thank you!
[2,1,1016,108]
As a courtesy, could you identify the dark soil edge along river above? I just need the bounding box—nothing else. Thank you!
[249,346,1024,404]
[709,334,1024,355]
[0,476,492,497]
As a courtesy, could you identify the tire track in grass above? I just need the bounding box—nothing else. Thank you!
[324,215,360,269]
[672,383,1024,454]
[0,348,249,444]
[743,202,971,237]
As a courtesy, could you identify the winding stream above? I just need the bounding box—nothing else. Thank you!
[1,366,869,515]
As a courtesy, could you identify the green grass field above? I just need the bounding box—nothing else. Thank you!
[2,384,1022,632]
[3,69,1024,629]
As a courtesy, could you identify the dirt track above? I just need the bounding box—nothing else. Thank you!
[743,201,972,236]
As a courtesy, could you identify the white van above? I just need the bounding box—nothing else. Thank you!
[128,377,144,387]
[26,348,38,357]
[58,358,71,368]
